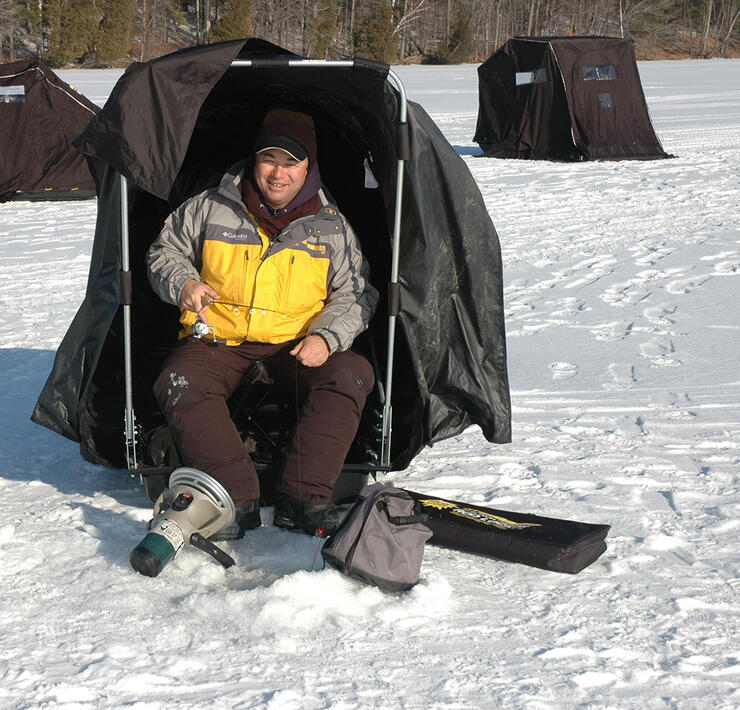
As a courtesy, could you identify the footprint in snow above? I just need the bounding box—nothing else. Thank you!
[632,243,676,267]
[549,362,578,380]
[643,304,677,326]
[591,319,634,342]
[600,280,653,307]
[666,274,713,294]
[605,363,638,390]
[713,259,738,275]
[648,391,697,419]
[700,249,739,275]
[639,338,682,367]
[548,296,587,316]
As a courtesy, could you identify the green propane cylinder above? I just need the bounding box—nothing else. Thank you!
[130,517,185,577]
[130,469,237,577]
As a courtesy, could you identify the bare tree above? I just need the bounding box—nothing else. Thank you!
[713,0,739,56]
[0,0,23,58]
[392,0,428,59]
[3,0,736,66]
[700,0,713,54]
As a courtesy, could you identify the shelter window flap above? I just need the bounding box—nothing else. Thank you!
[0,86,25,103]
[582,65,617,81]
[515,69,546,86]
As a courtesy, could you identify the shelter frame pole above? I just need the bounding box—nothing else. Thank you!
[120,172,138,470]
[381,69,408,468]
[230,59,408,468]
[230,60,357,68]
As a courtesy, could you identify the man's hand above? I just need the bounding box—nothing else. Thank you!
[179,279,219,324]
[290,334,330,367]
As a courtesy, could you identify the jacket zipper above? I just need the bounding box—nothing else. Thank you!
[284,254,296,307]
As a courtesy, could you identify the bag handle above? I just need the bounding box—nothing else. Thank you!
[378,499,429,526]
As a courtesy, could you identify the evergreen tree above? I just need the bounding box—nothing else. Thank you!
[41,0,62,62]
[9,1,737,67]
[353,1,395,63]
[432,5,474,63]
[44,0,99,65]
[306,0,339,58]
[210,0,252,42]
[625,0,682,38]
[97,0,136,66]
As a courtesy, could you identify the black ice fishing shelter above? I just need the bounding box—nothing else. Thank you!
[0,58,98,201]
[474,36,668,161]
[32,38,510,496]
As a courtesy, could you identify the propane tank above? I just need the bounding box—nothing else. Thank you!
[130,468,237,577]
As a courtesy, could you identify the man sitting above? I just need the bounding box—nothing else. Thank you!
[146,109,378,537]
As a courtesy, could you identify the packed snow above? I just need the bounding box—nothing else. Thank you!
[1,59,738,709]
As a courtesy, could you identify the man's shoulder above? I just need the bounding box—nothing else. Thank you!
[175,184,233,215]
[315,203,345,221]
[302,204,349,237]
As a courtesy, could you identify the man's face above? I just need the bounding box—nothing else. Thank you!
[253,149,309,210]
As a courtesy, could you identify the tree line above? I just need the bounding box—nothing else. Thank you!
[1,0,738,66]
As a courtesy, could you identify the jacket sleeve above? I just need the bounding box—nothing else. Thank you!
[309,214,379,353]
[146,198,203,307]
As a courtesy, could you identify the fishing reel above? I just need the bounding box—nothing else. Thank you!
[192,317,228,345]
[130,467,237,577]
[192,318,215,339]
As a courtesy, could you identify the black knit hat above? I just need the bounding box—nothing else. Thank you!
[253,109,317,166]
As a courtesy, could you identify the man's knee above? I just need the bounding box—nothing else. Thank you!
[349,352,375,395]
[316,351,375,409]
[325,351,374,399]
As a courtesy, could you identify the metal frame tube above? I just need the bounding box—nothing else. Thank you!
[230,60,356,68]
[380,68,408,467]
[120,173,137,469]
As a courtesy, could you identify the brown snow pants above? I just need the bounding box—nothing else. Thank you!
[153,337,374,506]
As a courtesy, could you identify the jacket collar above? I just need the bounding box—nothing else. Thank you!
[217,159,250,205]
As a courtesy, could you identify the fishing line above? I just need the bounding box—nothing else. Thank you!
[294,353,302,525]
[207,298,301,320]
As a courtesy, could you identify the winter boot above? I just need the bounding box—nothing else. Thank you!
[273,496,348,535]
[209,499,261,541]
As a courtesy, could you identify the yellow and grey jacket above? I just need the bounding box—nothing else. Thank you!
[146,163,378,352]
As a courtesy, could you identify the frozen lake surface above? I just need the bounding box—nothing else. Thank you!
[0,58,738,709]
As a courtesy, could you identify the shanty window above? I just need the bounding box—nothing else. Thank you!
[0,85,25,103]
[515,68,547,86]
[583,65,617,81]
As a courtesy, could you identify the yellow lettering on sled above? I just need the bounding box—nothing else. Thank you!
[417,499,541,530]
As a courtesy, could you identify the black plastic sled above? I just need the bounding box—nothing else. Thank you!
[405,490,610,574]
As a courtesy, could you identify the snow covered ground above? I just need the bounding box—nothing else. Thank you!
[1,59,738,709]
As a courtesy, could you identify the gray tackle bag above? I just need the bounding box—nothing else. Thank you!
[321,483,432,592]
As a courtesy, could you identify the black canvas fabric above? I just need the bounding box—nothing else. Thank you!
[405,490,610,574]
[31,38,511,476]
[474,36,668,161]
[0,58,98,201]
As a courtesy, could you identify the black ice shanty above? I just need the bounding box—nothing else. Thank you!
[474,36,669,161]
[0,58,98,202]
[32,39,510,493]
